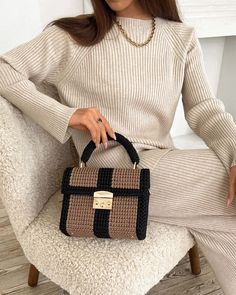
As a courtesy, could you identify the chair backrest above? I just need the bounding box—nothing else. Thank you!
[0,95,74,238]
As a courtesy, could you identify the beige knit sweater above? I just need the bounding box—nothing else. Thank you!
[0,15,236,173]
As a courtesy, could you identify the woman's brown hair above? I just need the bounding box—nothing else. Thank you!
[46,0,182,47]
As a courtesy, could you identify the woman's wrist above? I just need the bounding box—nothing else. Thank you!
[68,108,79,127]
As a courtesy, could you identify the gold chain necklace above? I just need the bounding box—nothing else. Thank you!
[113,17,156,47]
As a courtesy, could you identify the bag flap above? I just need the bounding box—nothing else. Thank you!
[61,166,150,195]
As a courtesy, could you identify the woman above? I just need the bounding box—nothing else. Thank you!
[0,0,236,294]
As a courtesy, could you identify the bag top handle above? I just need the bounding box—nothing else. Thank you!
[80,132,140,167]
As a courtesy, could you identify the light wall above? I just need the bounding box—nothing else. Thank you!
[0,0,84,53]
[178,0,236,38]
[217,37,236,117]
[38,0,84,27]
[0,0,41,53]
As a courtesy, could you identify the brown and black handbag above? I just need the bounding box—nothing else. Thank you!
[59,132,150,240]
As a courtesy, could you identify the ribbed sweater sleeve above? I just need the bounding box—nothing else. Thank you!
[0,25,79,144]
[181,27,236,175]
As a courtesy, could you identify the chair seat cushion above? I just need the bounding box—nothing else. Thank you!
[19,189,195,295]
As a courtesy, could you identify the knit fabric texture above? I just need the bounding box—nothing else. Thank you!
[0,15,236,173]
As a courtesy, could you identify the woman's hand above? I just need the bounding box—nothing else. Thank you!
[68,107,116,149]
[227,165,236,207]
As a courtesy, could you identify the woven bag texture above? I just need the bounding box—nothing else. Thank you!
[60,166,150,240]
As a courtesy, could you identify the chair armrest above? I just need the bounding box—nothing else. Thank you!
[0,95,74,237]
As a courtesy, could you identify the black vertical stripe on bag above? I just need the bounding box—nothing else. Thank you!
[93,168,113,238]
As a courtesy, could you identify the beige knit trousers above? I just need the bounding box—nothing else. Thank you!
[87,142,236,295]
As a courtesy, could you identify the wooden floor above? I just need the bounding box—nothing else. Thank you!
[0,198,224,295]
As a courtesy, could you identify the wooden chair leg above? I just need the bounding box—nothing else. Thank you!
[188,243,201,275]
[28,263,40,287]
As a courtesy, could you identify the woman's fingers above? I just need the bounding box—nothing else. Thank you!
[89,117,103,148]
[99,120,109,149]
[99,114,116,140]
[84,118,101,148]
[92,109,116,149]
[90,116,109,149]
[68,107,116,150]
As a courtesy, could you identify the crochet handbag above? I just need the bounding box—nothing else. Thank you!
[59,132,150,240]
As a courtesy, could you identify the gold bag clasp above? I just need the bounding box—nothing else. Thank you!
[93,190,113,210]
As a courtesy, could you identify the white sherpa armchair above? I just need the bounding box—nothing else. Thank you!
[0,94,201,295]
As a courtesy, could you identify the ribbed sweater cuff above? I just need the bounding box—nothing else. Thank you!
[53,105,78,144]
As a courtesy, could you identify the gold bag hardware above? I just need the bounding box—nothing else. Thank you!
[93,190,113,210]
